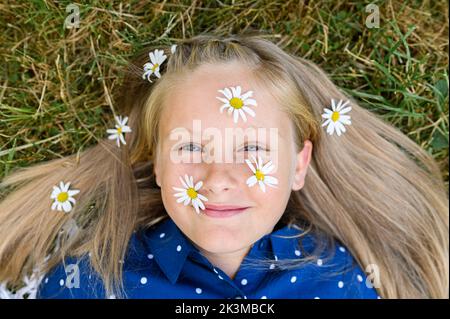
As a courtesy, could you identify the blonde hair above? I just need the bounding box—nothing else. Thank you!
[0,32,448,299]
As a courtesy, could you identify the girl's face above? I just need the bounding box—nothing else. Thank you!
[154,61,312,256]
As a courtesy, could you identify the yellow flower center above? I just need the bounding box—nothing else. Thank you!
[331,111,340,122]
[57,192,69,203]
[187,187,198,199]
[229,97,244,109]
[152,63,159,72]
[255,169,265,181]
[117,127,122,134]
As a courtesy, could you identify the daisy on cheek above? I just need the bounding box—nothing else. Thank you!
[172,174,208,214]
[245,155,278,193]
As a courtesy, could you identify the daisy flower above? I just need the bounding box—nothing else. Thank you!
[50,181,80,213]
[172,174,208,214]
[321,99,352,136]
[107,115,132,148]
[142,49,167,83]
[216,85,257,123]
[245,155,278,192]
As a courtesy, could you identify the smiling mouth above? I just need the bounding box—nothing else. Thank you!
[202,204,250,218]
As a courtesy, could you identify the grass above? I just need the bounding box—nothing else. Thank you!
[0,0,448,189]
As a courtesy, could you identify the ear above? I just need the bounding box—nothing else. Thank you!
[291,140,313,191]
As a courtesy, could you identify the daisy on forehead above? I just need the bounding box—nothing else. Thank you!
[153,61,314,259]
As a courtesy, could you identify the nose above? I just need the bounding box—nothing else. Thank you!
[202,163,238,195]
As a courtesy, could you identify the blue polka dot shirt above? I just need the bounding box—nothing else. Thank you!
[37,217,380,299]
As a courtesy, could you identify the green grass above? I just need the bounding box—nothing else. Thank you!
[0,0,448,188]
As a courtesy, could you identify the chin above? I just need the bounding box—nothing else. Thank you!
[194,232,245,252]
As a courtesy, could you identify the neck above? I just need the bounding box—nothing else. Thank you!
[195,244,253,280]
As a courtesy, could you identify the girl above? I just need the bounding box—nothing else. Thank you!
[0,33,448,299]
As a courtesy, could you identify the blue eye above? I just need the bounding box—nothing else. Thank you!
[179,143,202,152]
[243,144,266,152]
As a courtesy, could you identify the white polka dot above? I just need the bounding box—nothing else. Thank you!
[274,255,278,261]
[339,246,346,252]
[159,233,165,238]
[218,275,223,280]
[357,275,363,282]
[89,274,92,279]
[176,245,182,252]
[241,278,248,285]
[261,295,267,299]
[269,263,275,270]
[196,288,202,294]
[59,279,64,286]
[338,281,344,288]
[44,278,49,284]
[147,254,154,259]
[213,268,218,274]
[294,250,301,256]
[140,277,147,284]
[314,296,320,299]
[317,259,323,266]
[290,276,297,283]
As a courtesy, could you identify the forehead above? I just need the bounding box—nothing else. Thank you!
[160,62,289,138]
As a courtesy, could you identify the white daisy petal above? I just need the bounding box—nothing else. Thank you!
[240,91,253,100]
[239,109,247,122]
[264,175,278,185]
[242,106,256,118]
[219,104,229,113]
[224,88,233,99]
[245,159,256,173]
[197,199,205,210]
[179,176,189,189]
[233,110,239,123]
[259,181,266,193]
[327,122,335,135]
[62,201,72,213]
[68,189,80,196]
[339,106,352,114]
[192,200,200,214]
[194,181,203,190]
[177,196,187,203]
[321,119,331,127]
[246,176,257,187]
[244,99,257,106]
[174,192,186,198]
[119,134,126,145]
[216,97,229,104]
[331,99,336,111]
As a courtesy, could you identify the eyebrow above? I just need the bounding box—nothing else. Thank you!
[163,125,284,141]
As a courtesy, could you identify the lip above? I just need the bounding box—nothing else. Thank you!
[203,204,250,218]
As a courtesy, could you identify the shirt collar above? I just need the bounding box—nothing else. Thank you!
[144,217,195,285]
[144,217,306,284]
[269,224,307,260]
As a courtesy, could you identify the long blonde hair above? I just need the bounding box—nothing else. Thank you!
[0,32,448,299]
